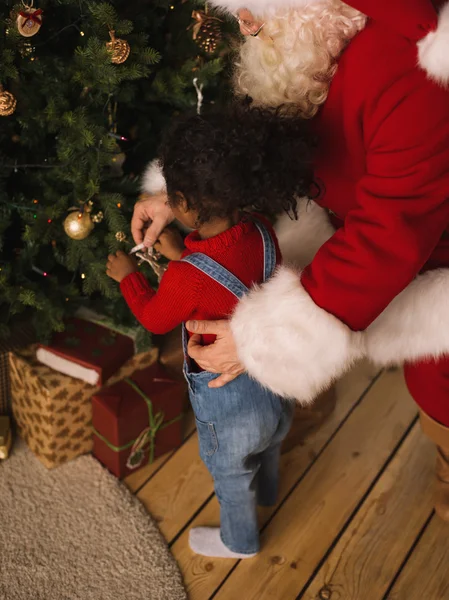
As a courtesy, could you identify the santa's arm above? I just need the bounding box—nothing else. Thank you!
[231,80,449,403]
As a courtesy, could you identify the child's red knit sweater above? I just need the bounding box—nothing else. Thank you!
[120,215,281,346]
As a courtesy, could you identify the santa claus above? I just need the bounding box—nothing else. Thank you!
[132,0,449,520]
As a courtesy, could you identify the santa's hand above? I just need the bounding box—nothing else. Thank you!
[131,192,175,248]
[186,320,245,388]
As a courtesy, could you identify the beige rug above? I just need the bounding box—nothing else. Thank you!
[0,440,187,600]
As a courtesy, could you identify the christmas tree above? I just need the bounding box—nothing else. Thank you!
[0,0,233,344]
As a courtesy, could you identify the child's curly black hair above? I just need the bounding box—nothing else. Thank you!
[159,103,317,225]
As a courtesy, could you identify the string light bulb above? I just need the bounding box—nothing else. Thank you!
[31,265,49,277]
[81,273,86,279]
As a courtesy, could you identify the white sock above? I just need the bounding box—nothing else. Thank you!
[188,527,258,559]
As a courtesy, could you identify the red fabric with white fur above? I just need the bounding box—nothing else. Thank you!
[301,14,449,331]
[143,0,449,407]
[227,0,449,406]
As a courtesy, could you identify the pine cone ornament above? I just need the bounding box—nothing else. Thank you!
[115,231,127,242]
[106,30,130,64]
[0,87,17,117]
[190,10,222,54]
[17,6,43,38]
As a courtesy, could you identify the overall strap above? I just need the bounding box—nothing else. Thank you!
[182,253,249,300]
[181,218,277,357]
[180,253,249,358]
[252,218,277,282]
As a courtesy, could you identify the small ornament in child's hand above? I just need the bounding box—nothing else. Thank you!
[115,231,127,242]
[17,5,43,37]
[135,248,167,282]
[106,30,130,64]
[0,87,17,117]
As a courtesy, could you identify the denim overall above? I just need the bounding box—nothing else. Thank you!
[181,220,294,555]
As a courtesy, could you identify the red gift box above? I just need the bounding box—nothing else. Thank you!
[92,363,186,478]
[36,318,134,386]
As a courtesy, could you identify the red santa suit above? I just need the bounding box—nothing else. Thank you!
[196,0,449,422]
[143,0,449,424]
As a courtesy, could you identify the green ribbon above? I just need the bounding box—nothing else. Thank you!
[92,376,183,469]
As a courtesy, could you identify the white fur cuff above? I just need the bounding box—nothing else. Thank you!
[418,2,449,86]
[230,267,364,404]
[141,159,166,195]
[366,269,449,367]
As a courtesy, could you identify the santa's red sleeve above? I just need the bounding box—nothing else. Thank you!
[120,262,197,335]
[230,79,449,404]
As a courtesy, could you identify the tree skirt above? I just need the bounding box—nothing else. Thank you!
[0,440,186,600]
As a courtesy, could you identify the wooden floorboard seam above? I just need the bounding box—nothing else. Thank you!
[295,414,419,600]
[169,492,216,548]
[206,372,385,600]
[382,511,435,600]
[133,429,197,495]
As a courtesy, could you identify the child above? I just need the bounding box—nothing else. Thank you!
[106,104,316,559]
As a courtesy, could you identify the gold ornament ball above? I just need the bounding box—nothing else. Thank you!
[115,231,127,243]
[16,8,43,37]
[0,88,17,117]
[63,211,94,240]
[106,30,130,64]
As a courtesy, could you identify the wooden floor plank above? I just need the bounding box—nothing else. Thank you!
[137,432,214,539]
[212,370,416,600]
[170,362,380,599]
[388,515,449,600]
[302,424,434,600]
[124,452,171,494]
[125,410,196,493]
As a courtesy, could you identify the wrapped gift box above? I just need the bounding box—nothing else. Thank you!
[92,363,186,478]
[109,347,158,385]
[36,318,135,386]
[9,344,159,469]
[0,323,35,415]
[9,345,96,469]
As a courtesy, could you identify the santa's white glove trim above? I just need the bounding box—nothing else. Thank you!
[141,159,166,195]
[230,266,364,404]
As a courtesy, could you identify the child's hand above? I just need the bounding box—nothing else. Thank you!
[154,228,185,261]
[106,251,138,283]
